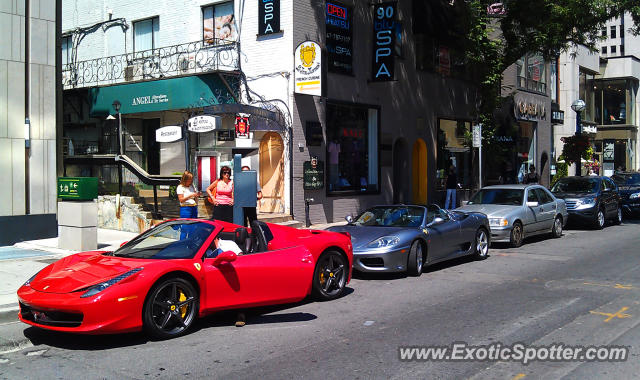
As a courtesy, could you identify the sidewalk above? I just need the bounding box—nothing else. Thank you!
[0,221,345,324]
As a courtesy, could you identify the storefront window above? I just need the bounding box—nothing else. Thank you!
[594,79,633,125]
[326,103,379,195]
[579,70,596,122]
[516,54,546,94]
[436,119,471,190]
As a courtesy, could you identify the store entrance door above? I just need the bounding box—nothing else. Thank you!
[144,118,161,175]
[412,138,428,204]
[259,132,285,213]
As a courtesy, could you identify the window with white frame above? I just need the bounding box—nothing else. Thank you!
[203,2,236,44]
[134,17,158,52]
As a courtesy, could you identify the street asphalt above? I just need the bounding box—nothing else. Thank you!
[0,220,639,379]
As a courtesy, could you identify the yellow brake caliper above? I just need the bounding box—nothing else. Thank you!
[179,290,187,318]
[319,272,326,286]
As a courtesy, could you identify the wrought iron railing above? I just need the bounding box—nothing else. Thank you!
[62,39,240,89]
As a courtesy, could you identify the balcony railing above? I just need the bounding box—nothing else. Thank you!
[62,39,240,89]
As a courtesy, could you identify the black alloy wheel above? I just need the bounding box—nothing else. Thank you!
[407,240,425,276]
[593,208,605,230]
[312,251,348,301]
[143,277,198,339]
[510,222,523,248]
[474,228,489,259]
[551,216,563,238]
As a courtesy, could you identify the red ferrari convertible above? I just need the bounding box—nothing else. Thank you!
[17,219,353,339]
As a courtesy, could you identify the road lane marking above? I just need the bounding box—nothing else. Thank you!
[583,282,634,290]
[589,307,632,322]
[512,374,526,380]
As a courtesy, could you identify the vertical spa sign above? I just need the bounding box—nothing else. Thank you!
[294,41,322,96]
[258,0,280,36]
[372,2,397,82]
[326,2,353,75]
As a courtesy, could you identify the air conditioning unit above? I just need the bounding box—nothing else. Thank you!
[124,65,135,81]
[179,57,190,71]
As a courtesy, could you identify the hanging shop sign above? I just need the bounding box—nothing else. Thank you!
[217,129,235,141]
[155,125,182,142]
[551,103,564,125]
[235,116,250,138]
[258,0,280,36]
[372,2,397,82]
[294,41,322,96]
[326,1,353,75]
[303,158,324,190]
[188,115,221,133]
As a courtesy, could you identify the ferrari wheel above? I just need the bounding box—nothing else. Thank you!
[474,228,489,259]
[312,251,348,301]
[143,277,199,339]
[509,222,523,248]
[406,240,424,276]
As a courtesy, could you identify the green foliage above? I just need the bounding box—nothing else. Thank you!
[169,172,183,200]
[560,135,593,165]
[551,158,569,187]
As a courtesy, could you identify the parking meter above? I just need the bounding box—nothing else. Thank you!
[233,154,257,226]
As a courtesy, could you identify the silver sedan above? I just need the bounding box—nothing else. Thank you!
[456,184,568,247]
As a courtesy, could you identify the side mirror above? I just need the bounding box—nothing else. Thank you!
[428,217,445,226]
[345,215,354,224]
[212,251,237,266]
[526,201,539,207]
[120,241,128,247]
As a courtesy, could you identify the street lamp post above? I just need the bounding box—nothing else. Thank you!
[112,100,122,193]
[571,99,586,176]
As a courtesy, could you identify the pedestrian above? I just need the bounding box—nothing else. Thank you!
[241,165,262,227]
[523,164,539,184]
[444,164,457,209]
[176,171,200,218]
[207,166,234,223]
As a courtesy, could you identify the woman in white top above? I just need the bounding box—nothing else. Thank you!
[176,171,201,218]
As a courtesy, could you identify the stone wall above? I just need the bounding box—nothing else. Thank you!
[97,195,153,233]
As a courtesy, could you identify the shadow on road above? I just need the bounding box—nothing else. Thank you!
[352,255,482,281]
[23,327,149,350]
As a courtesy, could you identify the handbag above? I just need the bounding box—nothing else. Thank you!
[207,180,219,204]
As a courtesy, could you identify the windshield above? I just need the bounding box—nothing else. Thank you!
[354,206,424,227]
[551,178,599,193]
[611,173,640,186]
[468,189,524,206]
[113,221,215,259]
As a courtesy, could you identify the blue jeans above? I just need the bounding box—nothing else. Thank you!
[179,206,198,219]
[445,189,457,209]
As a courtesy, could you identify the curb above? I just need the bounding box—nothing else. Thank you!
[0,304,19,324]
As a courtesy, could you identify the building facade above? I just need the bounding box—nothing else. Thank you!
[0,0,59,245]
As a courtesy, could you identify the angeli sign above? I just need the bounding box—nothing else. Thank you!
[57,177,98,201]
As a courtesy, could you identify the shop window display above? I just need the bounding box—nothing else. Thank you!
[594,79,632,125]
[436,119,471,191]
[326,103,379,195]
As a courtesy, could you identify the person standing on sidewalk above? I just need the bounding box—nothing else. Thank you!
[444,164,457,209]
[241,165,262,227]
[177,171,200,218]
[523,165,539,184]
[207,166,234,223]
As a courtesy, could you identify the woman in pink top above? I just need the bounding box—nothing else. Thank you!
[206,166,234,223]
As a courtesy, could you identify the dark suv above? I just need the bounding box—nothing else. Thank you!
[550,176,622,229]
[611,172,640,217]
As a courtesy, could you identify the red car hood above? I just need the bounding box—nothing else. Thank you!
[30,252,145,294]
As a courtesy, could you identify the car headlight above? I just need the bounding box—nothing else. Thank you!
[23,272,39,287]
[367,236,400,248]
[630,192,640,199]
[489,218,508,227]
[574,197,597,209]
[80,267,143,298]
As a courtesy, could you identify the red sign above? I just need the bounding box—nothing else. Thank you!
[235,116,250,138]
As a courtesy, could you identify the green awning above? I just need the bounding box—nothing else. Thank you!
[89,74,237,116]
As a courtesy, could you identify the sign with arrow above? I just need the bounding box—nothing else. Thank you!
[57,177,98,201]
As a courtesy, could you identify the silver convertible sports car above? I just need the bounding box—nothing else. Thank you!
[457,184,569,248]
[327,204,490,276]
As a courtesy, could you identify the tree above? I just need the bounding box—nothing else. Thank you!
[415,1,640,132]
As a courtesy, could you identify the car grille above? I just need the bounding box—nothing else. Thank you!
[19,302,83,327]
[564,200,578,210]
[360,258,384,267]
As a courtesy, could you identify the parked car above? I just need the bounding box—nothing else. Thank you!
[457,184,568,248]
[327,204,490,276]
[17,219,353,339]
[611,172,640,217]
[550,176,622,229]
